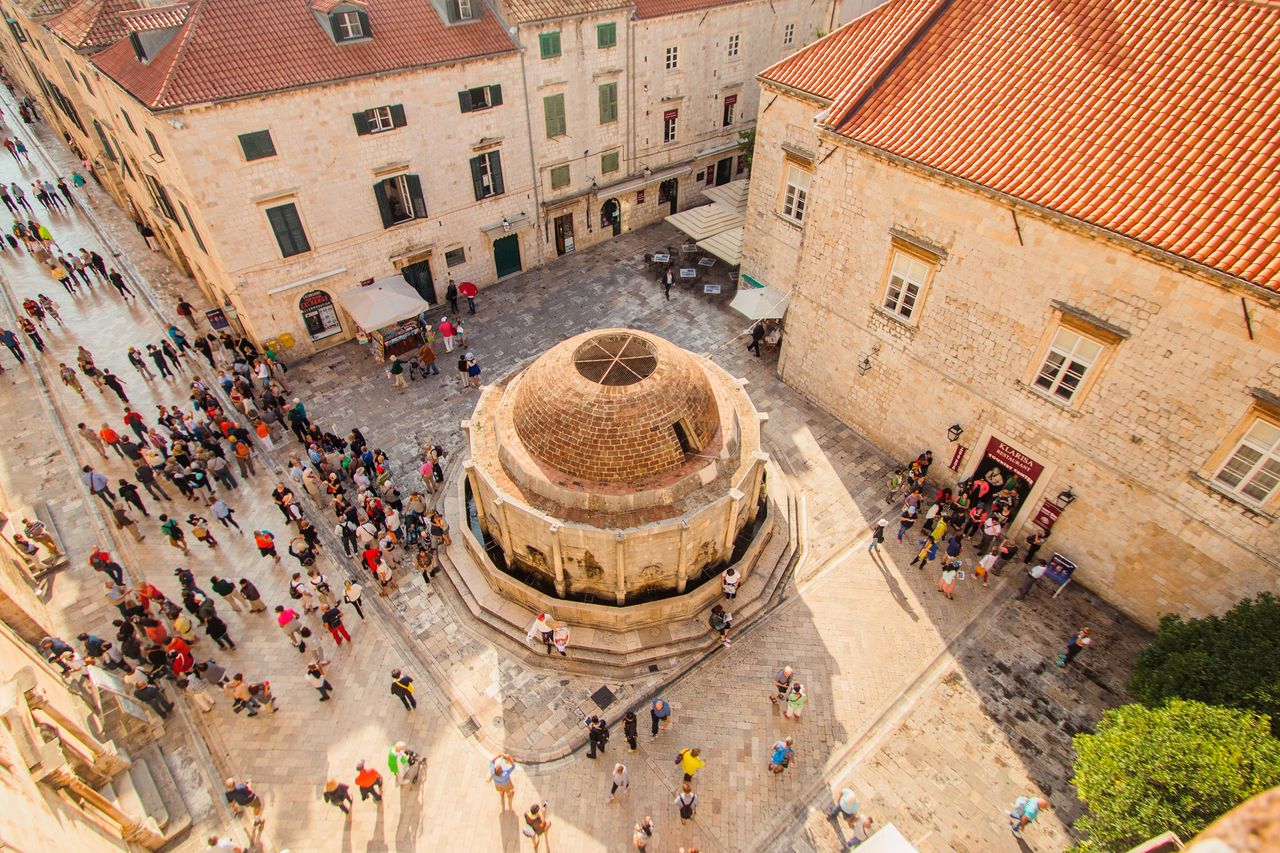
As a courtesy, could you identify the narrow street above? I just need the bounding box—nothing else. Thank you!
[0,92,1147,853]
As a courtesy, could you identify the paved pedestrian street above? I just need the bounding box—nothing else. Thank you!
[0,98,1150,853]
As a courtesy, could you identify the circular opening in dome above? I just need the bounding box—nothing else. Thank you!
[573,333,658,386]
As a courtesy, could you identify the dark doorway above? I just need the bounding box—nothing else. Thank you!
[715,157,733,186]
[554,213,575,256]
[659,178,678,214]
[493,234,522,278]
[672,420,693,456]
[601,199,622,236]
[401,258,436,304]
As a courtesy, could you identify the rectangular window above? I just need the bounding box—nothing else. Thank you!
[881,250,930,320]
[469,150,505,200]
[266,203,310,257]
[145,129,163,160]
[1032,327,1104,403]
[180,202,207,253]
[780,163,809,223]
[722,94,737,127]
[783,23,795,45]
[543,93,566,138]
[727,34,740,57]
[445,247,466,267]
[601,151,619,173]
[458,84,502,113]
[1215,419,1280,504]
[120,110,136,135]
[447,0,475,21]
[238,130,276,161]
[334,10,365,40]
[663,109,678,144]
[597,22,616,48]
[143,174,178,221]
[664,45,678,70]
[598,83,617,125]
[373,174,427,227]
[353,104,406,135]
[549,164,570,189]
[539,31,561,59]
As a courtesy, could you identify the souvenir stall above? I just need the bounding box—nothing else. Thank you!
[336,277,431,361]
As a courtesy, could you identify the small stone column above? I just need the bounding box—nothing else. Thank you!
[463,461,486,526]
[614,532,627,605]
[749,451,769,510]
[723,488,745,553]
[676,521,690,593]
[491,497,512,558]
[549,525,566,597]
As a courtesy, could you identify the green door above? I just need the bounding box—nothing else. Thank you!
[493,234,522,278]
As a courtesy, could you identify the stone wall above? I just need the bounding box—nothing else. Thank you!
[743,84,1280,627]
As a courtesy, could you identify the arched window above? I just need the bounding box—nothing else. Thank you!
[300,290,341,340]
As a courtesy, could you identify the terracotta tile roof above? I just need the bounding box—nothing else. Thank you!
[500,0,628,25]
[633,0,750,19]
[769,0,1280,291]
[91,0,517,110]
[759,0,940,102]
[119,2,189,31]
[46,0,140,51]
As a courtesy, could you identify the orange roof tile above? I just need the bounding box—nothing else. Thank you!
[91,0,517,110]
[119,2,189,31]
[500,0,628,25]
[633,0,750,19]
[765,0,1280,291]
[759,0,941,102]
[45,0,139,51]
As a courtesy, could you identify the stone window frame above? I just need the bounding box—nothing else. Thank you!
[783,23,795,46]
[664,45,679,71]
[1199,390,1280,514]
[727,33,740,58]
[1019,302,1127,410]
[778,153,811,225]
[870,236,942,326]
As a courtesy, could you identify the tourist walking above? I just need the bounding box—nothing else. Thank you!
[676,747,704,782]
[674,783,697,825]
[938,558,960,600]
[307,662,333,701]
[323,779,353,814]
[1007,795,1049,837]
[784,683,808,720]
[1014,559,1049,600]
[390,668,416,711]
[622,711,638,751]
[769,737,796,773]
[523,803,551,850]
[650,697,672,739]
[489,753,517,809]
[354,762,383,802]
[605,763,629,803]
[224,778,265,826]
[320,604,351,645]
[585,714,609,759]
[1056,627,1092,667]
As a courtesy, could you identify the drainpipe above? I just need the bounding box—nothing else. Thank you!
[627,11,636,168]
[516,39,547,267]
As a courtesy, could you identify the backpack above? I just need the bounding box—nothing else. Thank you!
[679,795,695,819]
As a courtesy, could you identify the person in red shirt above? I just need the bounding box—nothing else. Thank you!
[354,762,383,801]
[362,545,382,574]
[166,636,191,657]
[122,407,147,441]
[99,423,124,457]
[169,647,193,677]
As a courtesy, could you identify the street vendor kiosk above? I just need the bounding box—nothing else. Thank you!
[336,277,431,361]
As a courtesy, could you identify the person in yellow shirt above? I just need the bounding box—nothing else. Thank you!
[677,747,704,782]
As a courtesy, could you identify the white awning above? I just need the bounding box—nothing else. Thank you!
[598,163,693,197]
[855,824,919,853]
[702,178,749,212]
[697,226,743,266]
[729,282,789,320]
[336,277,430,330]
[664,202,745,240]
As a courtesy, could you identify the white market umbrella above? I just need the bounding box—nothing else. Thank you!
[729,284,789,320]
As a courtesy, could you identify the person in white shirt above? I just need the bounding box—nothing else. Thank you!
[1015,559,1048,600]
[605,763,629,803]
[721,567,740,599]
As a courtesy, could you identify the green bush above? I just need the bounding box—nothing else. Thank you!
[1071,700,1280,851]
[1128,593,1280,732]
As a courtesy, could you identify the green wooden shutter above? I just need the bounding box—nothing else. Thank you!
[539,31,560,59]
[469,155,485,201]
[373,181,393,228]
[489,152,504,196]
[405,174,426,219]
[356,11,370,36]
[544,94,565,138]
[352,111,371,135]
[329,14,343,41]
[598,83,616,124]
[597,23,616,48]
[489,84,502,106]
[458,90,473,113]
[267,204,309,257]
[390,104,406,128]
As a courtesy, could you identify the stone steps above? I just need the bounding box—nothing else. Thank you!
[98,745,192,844]
[437,485,800,680]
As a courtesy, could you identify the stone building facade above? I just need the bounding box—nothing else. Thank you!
[744,0,1280,627]
[0,0,841,357]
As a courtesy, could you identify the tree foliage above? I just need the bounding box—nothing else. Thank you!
[1128,593,1280,732]
[1071,700,1280,852]
[737,128,756,172]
